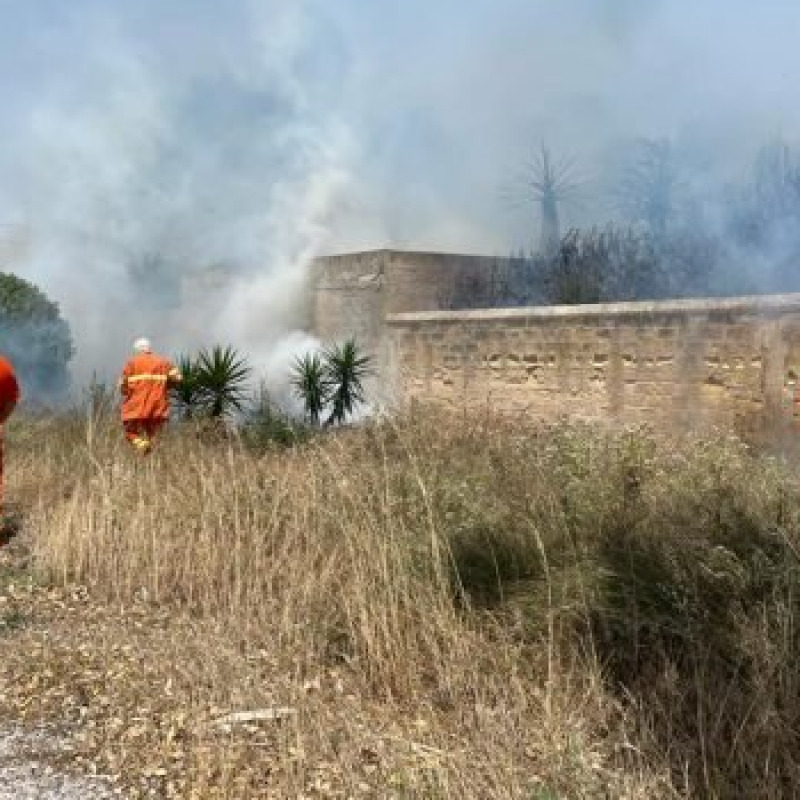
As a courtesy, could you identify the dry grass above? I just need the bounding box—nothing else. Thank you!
[1,406,798,797]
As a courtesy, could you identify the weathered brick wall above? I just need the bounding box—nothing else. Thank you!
[383,295,800,438]
[309,249,800,436]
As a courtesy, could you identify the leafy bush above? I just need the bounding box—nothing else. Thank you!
[0,272,73,402]
[421,419,800,797]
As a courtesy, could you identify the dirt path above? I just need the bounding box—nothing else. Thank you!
[0,727,114,799]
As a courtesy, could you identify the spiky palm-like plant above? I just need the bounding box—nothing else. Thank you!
[502,142,580,257]
[170,354,203,420]
[195,345,251,419]
[290,352,328,426]
[529,144,580,256]
[323,339,373,426]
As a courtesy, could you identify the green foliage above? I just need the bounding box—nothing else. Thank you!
[290,339,374,426]
[240,382,305,450]
[0,608,26,634]
[170,354,204,420]
[290,352,328,426]
[195,345,251,419]
[323,338,374,426]
[0,272,73,402]
[416,418,800,798]
[169,346,252,421]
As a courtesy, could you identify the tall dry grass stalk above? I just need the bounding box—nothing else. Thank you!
[7,406,800,797]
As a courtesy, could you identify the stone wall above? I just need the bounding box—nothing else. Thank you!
[383,294,800,438]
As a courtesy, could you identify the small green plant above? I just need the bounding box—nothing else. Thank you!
[195,345,252,419]
[290,352,328,426]
[323,339,374,426]
[240,382,304,450]
[0,271,74,402]
[0,608,26,633]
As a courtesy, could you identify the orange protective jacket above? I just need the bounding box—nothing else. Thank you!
[119,353,180,422]
[0,356,20,424]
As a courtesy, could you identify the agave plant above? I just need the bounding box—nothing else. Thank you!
[290,351,328,426]
[170,354,203,420]
[323,339,374,426]
[195,345,252,419]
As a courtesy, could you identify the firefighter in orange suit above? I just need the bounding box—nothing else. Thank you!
[0,355,20,515]
[119,338,181,454]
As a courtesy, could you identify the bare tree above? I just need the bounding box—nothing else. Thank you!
[725,139,800,254]
[611,138,681,238]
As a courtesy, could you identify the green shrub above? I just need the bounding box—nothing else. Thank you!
[239,383,307,451]
[195,345,251,419]
[420,420,800,797]
[0,272,74,403]
[290,339,374,426]
[170,346,251,421]
[290,351,327,426]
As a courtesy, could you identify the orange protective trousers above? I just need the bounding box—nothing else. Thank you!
[123,419,165,455]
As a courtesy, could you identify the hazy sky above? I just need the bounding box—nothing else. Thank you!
[0,0,799,382]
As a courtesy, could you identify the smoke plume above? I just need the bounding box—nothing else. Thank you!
[0,0,799,394]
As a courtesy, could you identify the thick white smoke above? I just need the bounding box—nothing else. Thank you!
[0,0,362,394]
[1,0,800,398]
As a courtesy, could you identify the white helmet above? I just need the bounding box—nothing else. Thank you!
[133,337,152,354]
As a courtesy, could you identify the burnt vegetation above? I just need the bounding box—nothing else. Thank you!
[446,137,800,309]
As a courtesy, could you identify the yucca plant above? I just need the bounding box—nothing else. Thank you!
[170,354,204,421]
[195,345,252,419]
[290,352,328,426]
[323,339,374,426]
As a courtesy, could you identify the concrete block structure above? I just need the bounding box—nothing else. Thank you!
[311,249,509,353]
[309,249,800,438]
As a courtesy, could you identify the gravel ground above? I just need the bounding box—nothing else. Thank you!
[0,727,115,799]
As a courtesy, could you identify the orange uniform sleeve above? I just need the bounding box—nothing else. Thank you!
[119,360,134,397]
[0,359,19,424]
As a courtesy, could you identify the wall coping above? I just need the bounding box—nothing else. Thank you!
[386,293,800,325]
[314,248,507,261]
